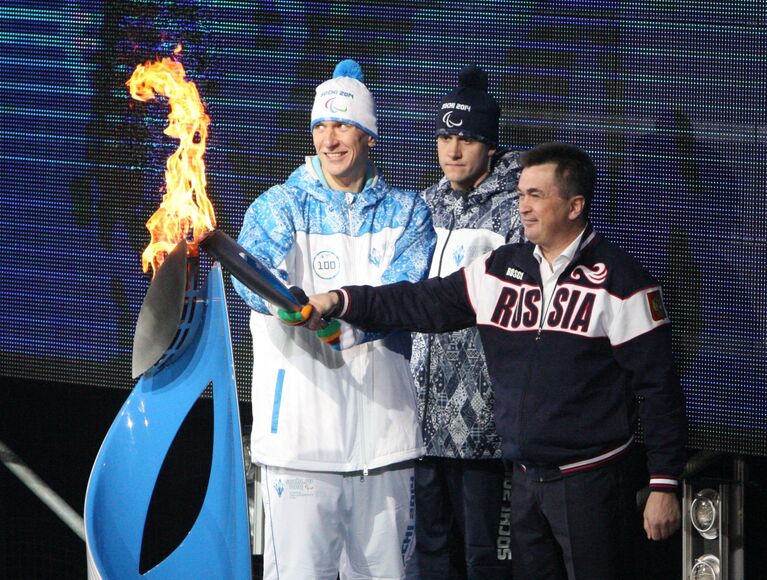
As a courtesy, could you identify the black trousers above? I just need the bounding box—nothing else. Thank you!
[509,455,638,580]
[406,456,513,580]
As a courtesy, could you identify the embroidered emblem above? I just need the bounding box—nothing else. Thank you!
[647,290,668,322]
[369,247,382,267]
[570,263,608,284]
[442,111,463,127]
[453,245,465,267]
[505,267,524,280]
[313,250,340,280]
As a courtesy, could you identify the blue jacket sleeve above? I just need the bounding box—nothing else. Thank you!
[352,192,436,345]
[232,186,295,314]
[381,194,436,285]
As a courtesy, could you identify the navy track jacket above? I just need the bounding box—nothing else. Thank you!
[334,225,688,491]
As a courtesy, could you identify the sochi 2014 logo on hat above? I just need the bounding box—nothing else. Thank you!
[320,88,355,114]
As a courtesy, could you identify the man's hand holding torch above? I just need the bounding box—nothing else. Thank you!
[305,292,341,330]
[275,289,342,347]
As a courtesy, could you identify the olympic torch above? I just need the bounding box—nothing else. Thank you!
[85,52,295,580]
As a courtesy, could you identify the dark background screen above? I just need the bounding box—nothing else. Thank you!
[2,0,765,455]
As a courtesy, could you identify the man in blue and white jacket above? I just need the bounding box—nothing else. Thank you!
[408,65,521,579]
[307,143,687,580]
[233,59,435,580]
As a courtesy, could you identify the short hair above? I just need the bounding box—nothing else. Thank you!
[518,142,595,219]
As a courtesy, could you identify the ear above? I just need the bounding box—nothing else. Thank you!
[367,136,377,148]
[568,195,586,221]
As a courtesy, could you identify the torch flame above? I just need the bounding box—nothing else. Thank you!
[128,55,215,276]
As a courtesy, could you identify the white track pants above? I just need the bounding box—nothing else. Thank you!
[261,463,416,580]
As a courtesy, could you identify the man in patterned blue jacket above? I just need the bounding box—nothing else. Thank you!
[407,65,521,579]
[306,143,687,580]
[232,59,435,580]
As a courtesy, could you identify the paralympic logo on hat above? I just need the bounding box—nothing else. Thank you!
[325,96,349,113]
[442,111,463,128]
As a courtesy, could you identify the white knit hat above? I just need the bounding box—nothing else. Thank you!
[310,59,378,140]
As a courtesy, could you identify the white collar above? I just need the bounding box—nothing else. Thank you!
[533,227,587,269]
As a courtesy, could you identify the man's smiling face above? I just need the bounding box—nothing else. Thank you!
[312,121,375,192]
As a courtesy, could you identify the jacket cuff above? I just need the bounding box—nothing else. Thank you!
[330,289,349,318]
[649,475,679,492]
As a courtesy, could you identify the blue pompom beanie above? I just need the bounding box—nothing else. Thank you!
[311,59,378,140]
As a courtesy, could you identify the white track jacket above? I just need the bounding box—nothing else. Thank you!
[233,156,436,473]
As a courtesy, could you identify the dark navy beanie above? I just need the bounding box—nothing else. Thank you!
[435,65,500,146]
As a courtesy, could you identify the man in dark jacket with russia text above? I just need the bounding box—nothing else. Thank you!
[300,142,687,580]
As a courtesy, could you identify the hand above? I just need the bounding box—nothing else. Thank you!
[306,292,341,329]
[643,491,681,540]
[276,304,315,326]
[316,319,341,349]
[276,286,314,326]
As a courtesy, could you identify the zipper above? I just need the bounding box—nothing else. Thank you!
[346,191,355,233]
[536,287,555,341]
[422,211,456,432]
[518,277,546,450]
[537,265,572,339]
[346,190,369,479]
[358,344,370,480]
[435,211,456,276]
[516,343,538,455]
[520,266,570,450]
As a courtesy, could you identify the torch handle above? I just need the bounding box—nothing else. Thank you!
[199,229,304,312]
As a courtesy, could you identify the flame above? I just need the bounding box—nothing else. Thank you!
[127,55,215,276]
